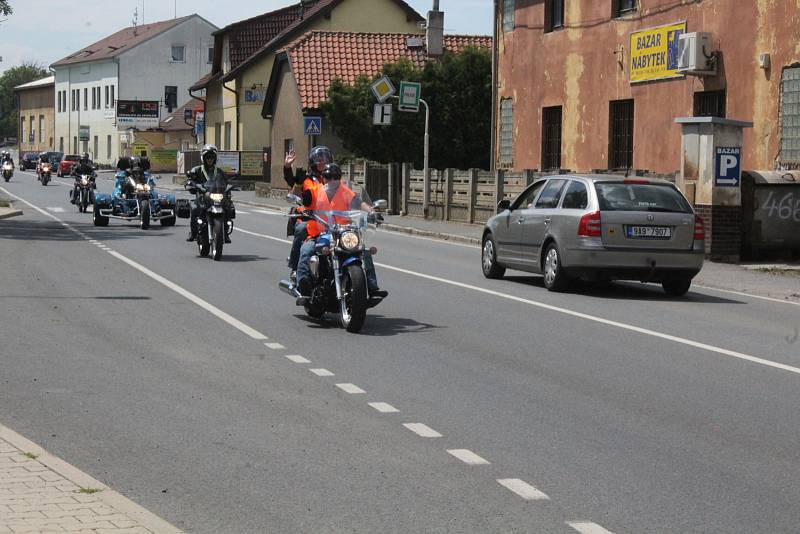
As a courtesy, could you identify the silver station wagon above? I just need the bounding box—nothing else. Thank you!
[481,175,705,296]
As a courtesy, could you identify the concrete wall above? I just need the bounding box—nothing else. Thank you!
[496,0,800,174]
[16,85,55,155]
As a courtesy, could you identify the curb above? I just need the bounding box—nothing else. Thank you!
[0,422,185,534]
[0,208,23,220]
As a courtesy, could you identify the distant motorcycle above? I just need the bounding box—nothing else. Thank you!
[2,162,12,182]
[73,172,96,213]
[179,179,238,261]
[37,162,51,186]
[93,171,177,229]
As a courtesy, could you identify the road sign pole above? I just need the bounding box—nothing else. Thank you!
[421,98,430,217]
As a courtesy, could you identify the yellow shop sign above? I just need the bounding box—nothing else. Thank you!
[630,22,686,83]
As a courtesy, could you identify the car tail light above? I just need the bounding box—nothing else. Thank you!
[694,215,705,241]
[578,211,602,237]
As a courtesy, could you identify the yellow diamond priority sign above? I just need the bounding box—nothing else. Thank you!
[371,76,396,104]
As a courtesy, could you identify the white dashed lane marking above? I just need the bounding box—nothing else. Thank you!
[567,521,615,534]
[285,355,310,364]
[336,383,366,394]
[368,402,399,413]
[265,342,285,350]
[310,368,334,377]
[403,423,442,438]
[447,449,490,465]
[497,479,550,501]
[46,207,65,213]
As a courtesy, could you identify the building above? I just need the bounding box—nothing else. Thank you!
[51,15,218,165]
[189,0,425,172]
[262,30,492,180]
[14,76,55,156]
[493,0,800,175]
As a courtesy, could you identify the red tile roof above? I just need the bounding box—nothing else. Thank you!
[284,31,492,110]
[52,15,198,68]
[189,71,220,92]
[221,0,424,82]
[159,98,205,131]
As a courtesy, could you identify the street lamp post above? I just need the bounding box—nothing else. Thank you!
[420,98,430,217]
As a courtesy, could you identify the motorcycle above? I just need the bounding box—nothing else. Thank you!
[92,171,177,229]
[2,162,12,182]
[37,162,51,185]
[279,180,387,333]
[72,172,96,213]
[178,178,238,261]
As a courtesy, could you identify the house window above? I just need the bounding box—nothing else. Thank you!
[781,66,800,164]
[107,135,112,159]
[541,106,562,171]
[59,137,64,152]
[499,98,513,168]
[110,85,115,109]
[214,123,222,146]
[545,0,565,33]
[694,90,726,118]
[20,119,24,141]
[104,86,109,108]
[29,116,34,143]
[83,88,88,111]
[39,116,45,143]
[208,47,214,64]
[502,0,515,32]
[73,136,78,153]
[284,138,294,155]
[93,136,98,160]
[612,0,637,18]
[171,45,186,62]
[224,121,232,151]
[165,86,178,112]
[609,99,634,170]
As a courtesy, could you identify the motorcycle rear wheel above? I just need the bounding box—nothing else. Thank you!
[211,218,224,261]
[340,265,368,333]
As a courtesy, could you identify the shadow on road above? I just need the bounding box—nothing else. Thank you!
[0,218,180,244]
[502,275,743,304]
[0,295,151,300]
[293,313,442,336]
[220,254,271,263]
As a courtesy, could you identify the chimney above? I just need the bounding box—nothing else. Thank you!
[426,0,444,58]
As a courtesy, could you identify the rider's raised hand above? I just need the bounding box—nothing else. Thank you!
[285,150,296,169]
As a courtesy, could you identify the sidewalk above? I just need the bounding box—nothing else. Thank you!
[0,197,22,220]
[0,424,182,534]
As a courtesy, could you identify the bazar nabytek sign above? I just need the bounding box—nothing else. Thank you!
[629,22,686,83]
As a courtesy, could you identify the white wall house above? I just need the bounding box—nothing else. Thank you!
[51,14,217,165]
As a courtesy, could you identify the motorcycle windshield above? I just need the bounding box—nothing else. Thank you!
[205,179,227,194]
[313,176,374,236]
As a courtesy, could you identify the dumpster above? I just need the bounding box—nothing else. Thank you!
[741,170,800,259]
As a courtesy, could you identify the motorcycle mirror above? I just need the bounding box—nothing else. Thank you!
[373,199,387,212]
[286,194,303,206]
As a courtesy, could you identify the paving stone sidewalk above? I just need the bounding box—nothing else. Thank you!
[0,425,182,534]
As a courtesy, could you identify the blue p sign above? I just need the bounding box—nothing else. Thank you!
[715,147,741,187]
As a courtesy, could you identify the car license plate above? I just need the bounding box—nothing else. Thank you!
[627,225,672,239]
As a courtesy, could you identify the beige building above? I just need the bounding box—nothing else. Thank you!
[15,77,55,157]
[190,0,424,179]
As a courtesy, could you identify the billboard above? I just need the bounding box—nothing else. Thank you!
[240,151,263,177]
[117,100,160,129]
[217,151,240,175]
[630,22,686,83]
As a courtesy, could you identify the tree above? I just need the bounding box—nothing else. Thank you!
[0,62,49,139]
[320,47,492,170]
[0,1,12,16]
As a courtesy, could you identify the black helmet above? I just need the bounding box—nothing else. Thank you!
[117,157,131,171]
[139,157,151,171]
[201,144,218,166]
[80,153,90,165]
[322,162,342,182]
[308,146,333,170]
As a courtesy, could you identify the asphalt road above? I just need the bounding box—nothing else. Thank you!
[1,171,799,533]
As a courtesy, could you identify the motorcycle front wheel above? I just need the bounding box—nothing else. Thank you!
[140,201,150,230]
[340,265,368,333]
[198,225,210,257]
[80,191,89,213]
[211,218,224,261]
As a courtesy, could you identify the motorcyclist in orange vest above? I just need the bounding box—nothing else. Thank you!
[285,146,330,280]
[295,163,387,299]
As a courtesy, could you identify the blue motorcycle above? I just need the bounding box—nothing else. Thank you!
[93,169,177,229]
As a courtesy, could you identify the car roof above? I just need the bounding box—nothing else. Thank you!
[535,174,675,186]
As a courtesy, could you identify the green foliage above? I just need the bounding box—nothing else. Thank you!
[320,47,492,170]
[0,1,12,16]
[0,62,49,139]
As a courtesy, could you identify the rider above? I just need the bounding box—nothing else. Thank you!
[285,146,331,280]
[36,152,50,176]
[70,153,96,204]
[113,157,132,200]
[295,162,388,299]
[186,144,231,243]
[1,151,13,168]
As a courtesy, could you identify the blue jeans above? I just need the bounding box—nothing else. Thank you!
[296,238,379,295]
[288,222,307,270]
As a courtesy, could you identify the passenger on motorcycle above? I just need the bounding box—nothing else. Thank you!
[295,163,388,299]
[186,144,231,243]
[285,146,331,280]
[70,153,96,204]
[113,157,133,200]
[36,152,50,174]
[1,151,14,167]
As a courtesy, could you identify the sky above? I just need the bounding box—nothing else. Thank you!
[0,0,492,75]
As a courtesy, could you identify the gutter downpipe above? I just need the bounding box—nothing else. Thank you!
[223,79,240,151]
[490,0,498,172]
[188,86,206,145]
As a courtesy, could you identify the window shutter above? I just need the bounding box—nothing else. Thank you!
[611,0,621,18]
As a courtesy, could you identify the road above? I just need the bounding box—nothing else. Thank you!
[1,170,799,533]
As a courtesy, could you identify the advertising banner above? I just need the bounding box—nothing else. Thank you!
[117,100,160,129]
[630,22,686,83]
[240,151,263,177]
[150,148,178,172]
[217,151,240,175]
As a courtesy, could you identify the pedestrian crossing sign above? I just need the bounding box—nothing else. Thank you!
[304,117,322,136]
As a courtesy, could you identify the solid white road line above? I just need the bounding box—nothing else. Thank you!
[46,207,65,213]
[368,402,400,413]
[336,383,366,394]
[235,210,250,215]
[403,423,442,438]
[310,368,334,377]
[447,449,490,465]
[693,283,800,308]
[265,342,287,351]
[229,217,800,378]
[567,521,615,534]
[496,479,550,500]
[285,355,310,364]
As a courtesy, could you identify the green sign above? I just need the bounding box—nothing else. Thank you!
[79,125,90,142]
[398,81,421,112]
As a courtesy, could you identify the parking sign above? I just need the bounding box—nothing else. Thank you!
[715,147,741,187]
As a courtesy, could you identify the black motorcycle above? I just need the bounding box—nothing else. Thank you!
[72,172,96,213]
[180,179,238,261]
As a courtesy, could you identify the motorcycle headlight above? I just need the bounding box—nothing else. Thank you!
[340,231,360,250]
[210,193,224,202]
[81,177,88,185]
[135,184,144,191]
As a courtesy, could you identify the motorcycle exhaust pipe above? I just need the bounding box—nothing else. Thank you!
[278,280,301,298]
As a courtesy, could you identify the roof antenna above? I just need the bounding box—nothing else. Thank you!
[299,0,305,20]
[132,7,139,35]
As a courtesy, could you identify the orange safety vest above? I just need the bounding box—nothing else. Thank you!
[306,183,357,238]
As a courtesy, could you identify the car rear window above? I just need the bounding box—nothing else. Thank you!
[65,155,80,161]
[595,182,692,213]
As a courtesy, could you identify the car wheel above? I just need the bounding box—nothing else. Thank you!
[543,242,570,292]
[662,278,691,297]
[481,234,505,279]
